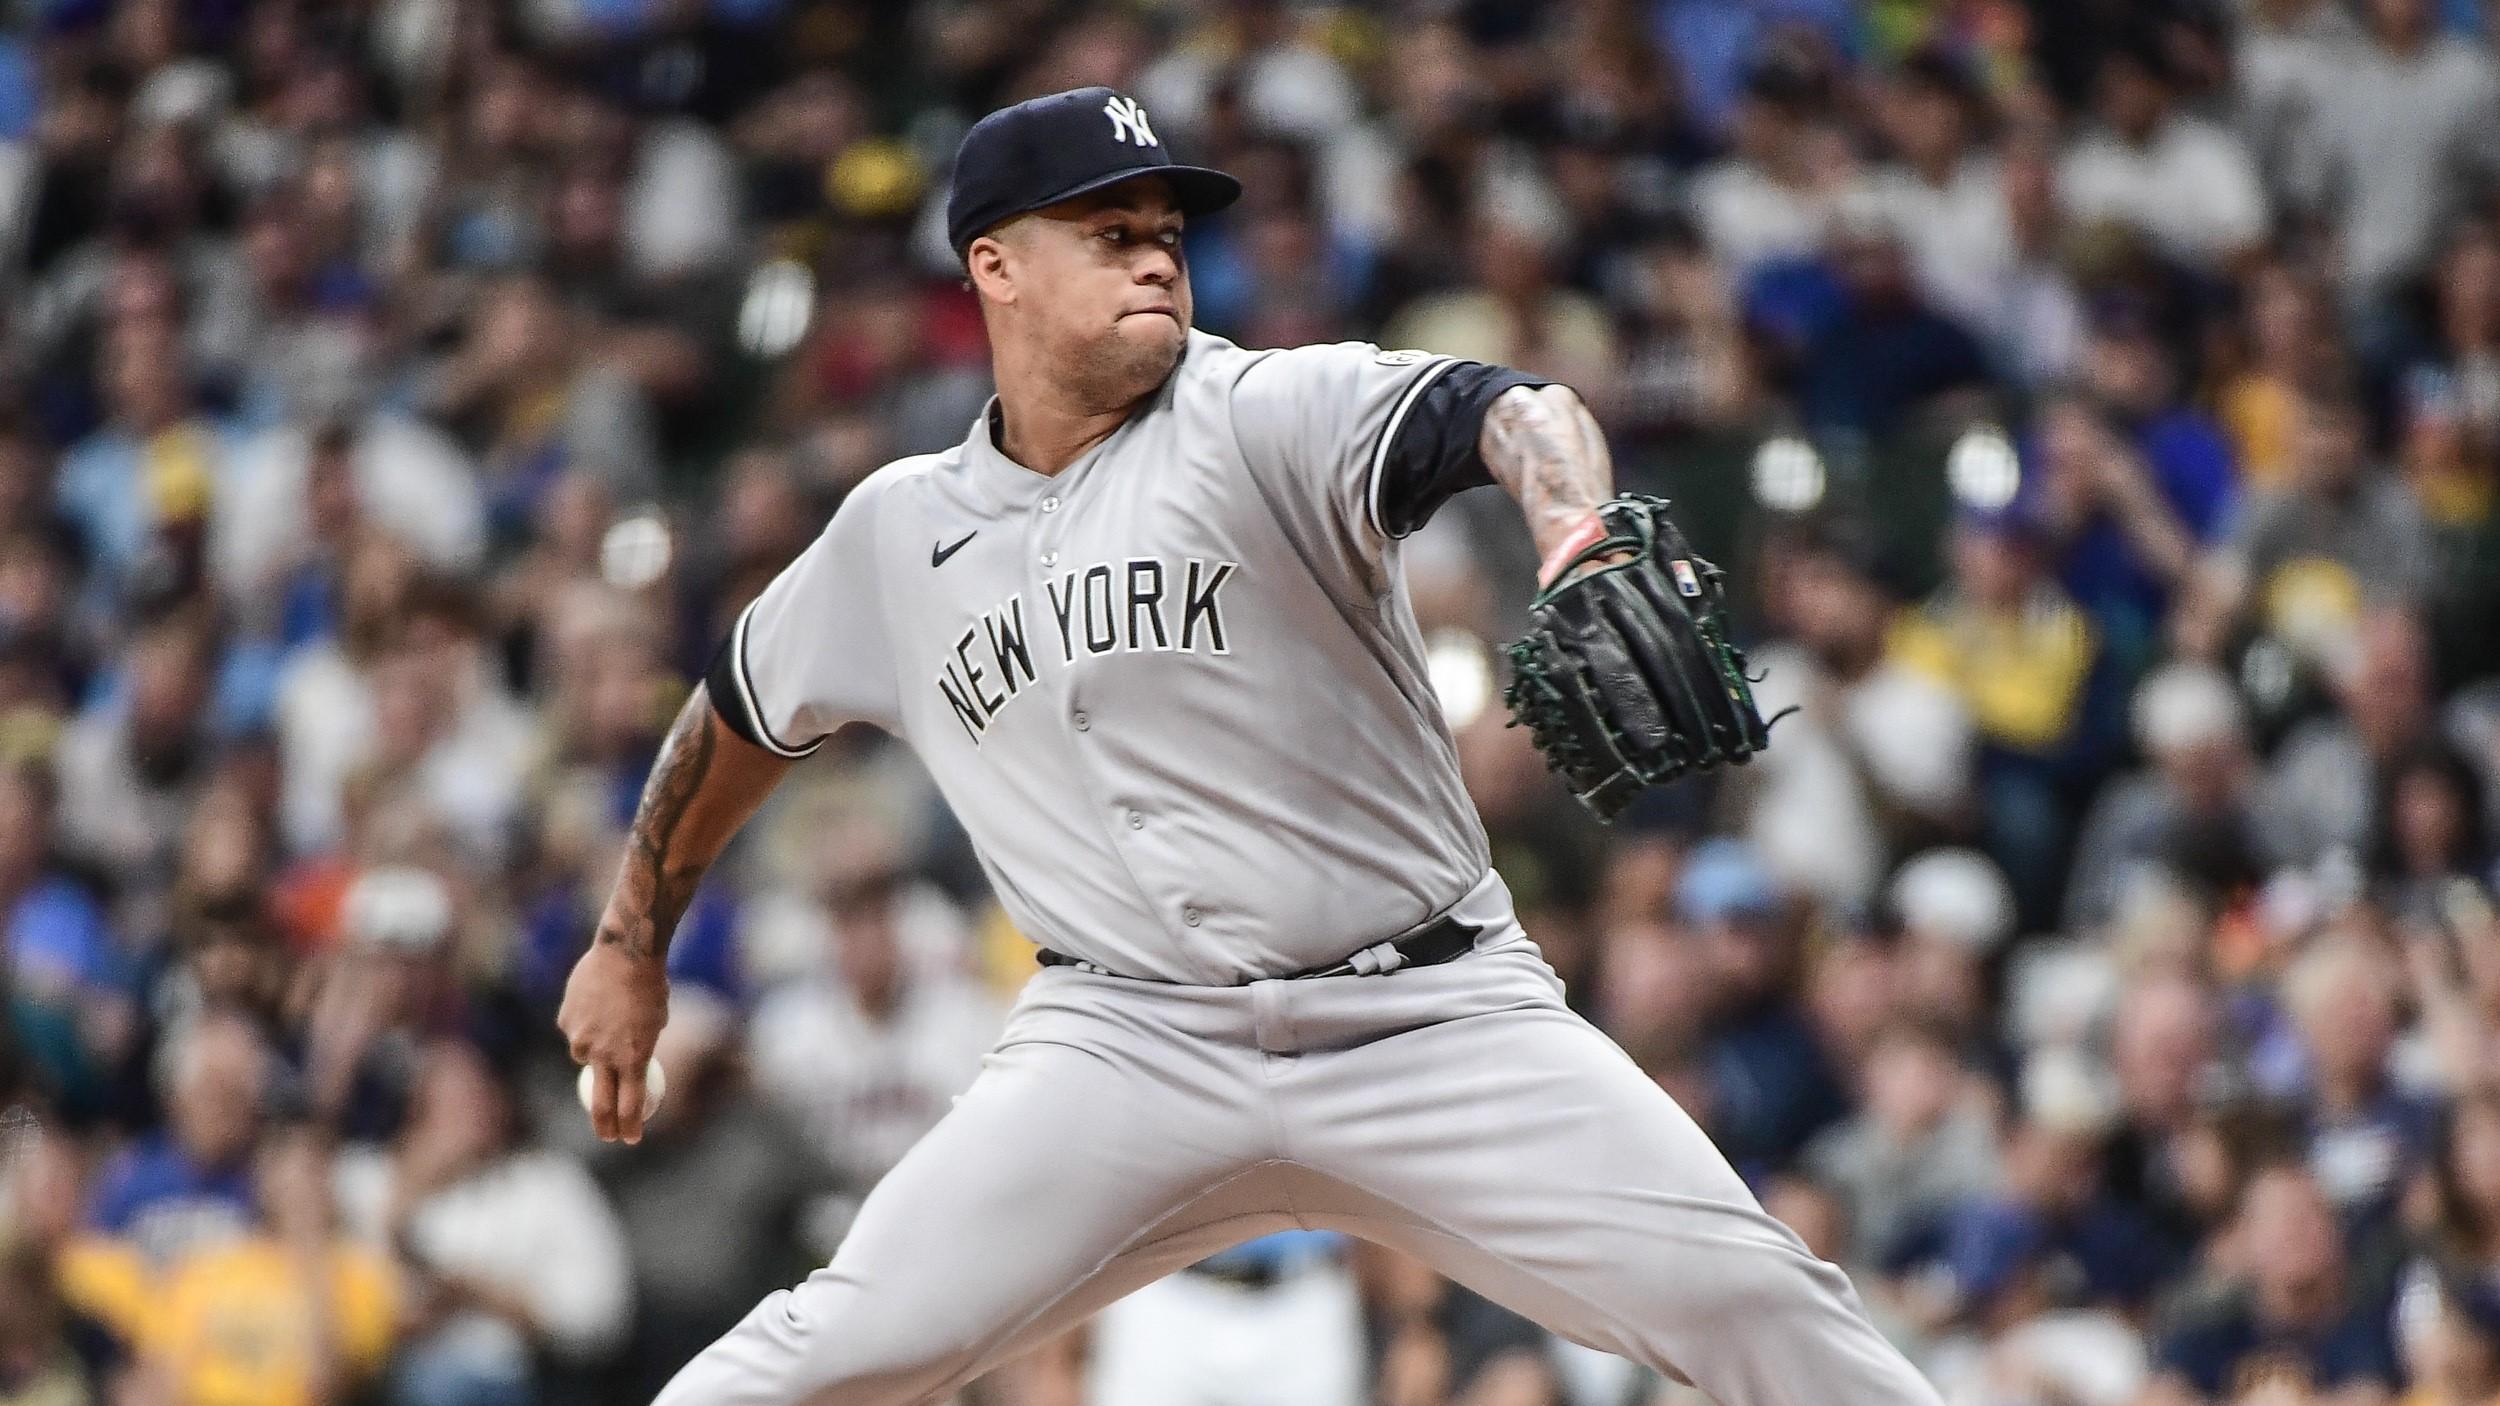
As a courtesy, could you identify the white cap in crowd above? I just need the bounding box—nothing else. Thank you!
[2132,662,2247,757]
[341,865,455,957]
[1891,848,2019,954]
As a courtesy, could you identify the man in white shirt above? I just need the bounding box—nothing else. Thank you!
[2059,45,2268,271]
[1691,56,1871,274]
[1869,52,2008,340]
[335,1039,633,1402]
[746,858,1005,1222]
[2279,0,2500,308]
[1743,522,1972,909]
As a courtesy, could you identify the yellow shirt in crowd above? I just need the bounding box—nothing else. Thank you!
[57,1235,395,1406]
[1888,593,2098,755]
[2219,373,2298,494]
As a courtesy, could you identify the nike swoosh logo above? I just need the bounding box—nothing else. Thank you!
[931,531,977,567]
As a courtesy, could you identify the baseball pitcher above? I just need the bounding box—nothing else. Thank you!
[560,86,1941,1406]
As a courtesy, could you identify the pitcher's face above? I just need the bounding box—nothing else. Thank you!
[977,177,1192,408]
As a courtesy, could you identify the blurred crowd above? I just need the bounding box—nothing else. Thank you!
[0,1,2498,1405]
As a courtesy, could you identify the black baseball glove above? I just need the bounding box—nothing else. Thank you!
[1500,495,1774,821]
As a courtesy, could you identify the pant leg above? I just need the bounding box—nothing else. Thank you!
[655,1003,1287,1406]
[1282,956,1942,1406]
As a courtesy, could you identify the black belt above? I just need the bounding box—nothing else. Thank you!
[1036,914,1481,982]
[1183,1257,1286,1289]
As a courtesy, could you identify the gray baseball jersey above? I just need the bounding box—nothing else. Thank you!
[710,329,1543,983]
[670,328,1945,1406]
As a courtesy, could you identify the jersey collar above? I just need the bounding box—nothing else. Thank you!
[959,336,1198,503]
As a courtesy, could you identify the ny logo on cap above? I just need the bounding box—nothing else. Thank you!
[1103,94,1158,148]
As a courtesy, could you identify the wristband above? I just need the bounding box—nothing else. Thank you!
[1537,513,1610,587]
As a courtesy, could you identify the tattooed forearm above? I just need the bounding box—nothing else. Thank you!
[596,693,719,962]
[1479,385,1615,561]
[590,686,793,963]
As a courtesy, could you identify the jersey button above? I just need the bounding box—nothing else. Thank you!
[1126,811,1143,829]
[1182,907,1202,927]
[1042,496,1061,513]
[1040,550,1058,567]
[1072,711,1090,731]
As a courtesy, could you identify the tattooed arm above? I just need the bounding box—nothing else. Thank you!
[591,686,789,961]
[559,685,791,1142]
[1479,384,1618,583]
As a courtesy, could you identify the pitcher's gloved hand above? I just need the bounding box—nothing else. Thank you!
[1501,494,1777,821]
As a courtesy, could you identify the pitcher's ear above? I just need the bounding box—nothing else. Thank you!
[966,236,1015,305]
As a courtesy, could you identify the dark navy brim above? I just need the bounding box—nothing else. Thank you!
[954,163,1241,257]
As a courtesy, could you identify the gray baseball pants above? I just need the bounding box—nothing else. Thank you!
[655,886,1940,1406]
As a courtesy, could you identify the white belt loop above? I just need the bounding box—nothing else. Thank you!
[1347,941,1406,976]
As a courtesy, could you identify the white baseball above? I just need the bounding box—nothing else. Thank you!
[578,1056,667,1120]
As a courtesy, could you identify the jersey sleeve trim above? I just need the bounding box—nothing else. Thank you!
[703,604,824,759]
[1362,355,1461,540]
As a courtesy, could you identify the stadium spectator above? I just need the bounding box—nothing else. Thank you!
[2031,319,2237,663]
[2217,261,2346,494]
[2147,1166,2402,1405]
[2367,740,2493,928]
[1743,519,1972,907]
[297,865,465,1143]
[2196,386,2436,656]
[1690,53,1864,276]
[2279,0,2500,314]
[1887,849,2021,1052]
[1381,201,1617,398]
[78,1013,265,1268]
[1931,1105,2173,1323]
[51,604,217,893]
[2393,1275,2500,1406]
[2101,972,2233,1250]
[420,273,662,545]
[2402,370,2500,691]
[1922,1193,2151,1406]
[746,826,1003,1222]
[108,1128,396,1406]
[1350,1238,1558,1406]
[0,1235,111,1406]
[55,307,232,609]
[211,409,487,634]
[2399,225,2500,473]
[1086,1231,1367,1406]
[1867,52,2001,343]
[1803,1016,1999,1268]
[1793,213,1989,439]
[2066,662,2300,930]
[2281,939,2438,1239]
[2268,609,2443,864]
[582,989,836,1403]
[1964,128,2089,390]
[0,763,126,1073]
[2414,1094,2500,1295]
[2057,44,2269,273]
[1891,506,2110,924]
[334,1037,631,1406]
[1674,838,1845,1175]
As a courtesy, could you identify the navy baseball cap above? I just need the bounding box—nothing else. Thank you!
[945,87,1241,260]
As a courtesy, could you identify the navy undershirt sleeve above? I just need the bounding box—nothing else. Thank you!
[1374,362,1556,538]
